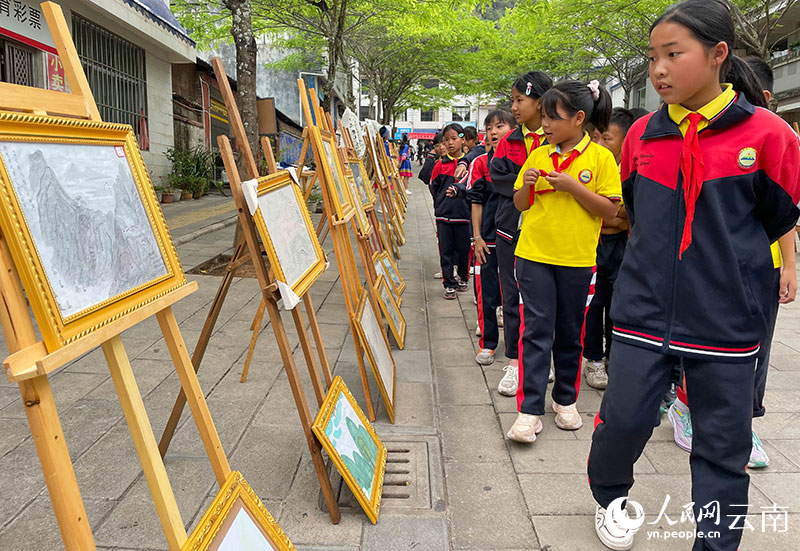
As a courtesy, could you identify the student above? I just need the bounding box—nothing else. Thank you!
[429,124,471,299]
[490,71,553,397]
[666,55,798,470]
[588,2,800,550]
[582,108,639,389]
[507,79,620,443]
[398,133,413,194]
[419,132,444,186]
[455,127,486,180]
[467,109,516,366]
[463,125,480,153]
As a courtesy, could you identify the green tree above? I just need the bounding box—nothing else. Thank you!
[727,0,800,59]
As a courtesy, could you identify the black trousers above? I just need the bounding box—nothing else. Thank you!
[516,258,594,415]
[753,267,781,418]
[436,221,470,289]
[496,232,521,360]
[475,245,500,351]
[589,341,754,551]
[584,231,627,362]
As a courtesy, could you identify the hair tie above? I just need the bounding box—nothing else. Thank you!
[458,132,464,138]
[587,80,600,101]
[525,82,532,95]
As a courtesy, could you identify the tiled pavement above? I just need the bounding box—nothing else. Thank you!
[1,170,800,550]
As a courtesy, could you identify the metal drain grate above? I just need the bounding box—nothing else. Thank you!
[325,438,441,512]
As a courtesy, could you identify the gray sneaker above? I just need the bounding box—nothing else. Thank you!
[498,365,518,396]
[476,348,495,365]
[585,359,608,389]
[507,413,543,443]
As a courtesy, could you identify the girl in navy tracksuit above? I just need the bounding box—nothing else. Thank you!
[430,123,471,299]
[489,71,553,395]
[467,109,516,366]
[588,2,800,550]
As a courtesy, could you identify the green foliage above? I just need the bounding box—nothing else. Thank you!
[165,145,217,194]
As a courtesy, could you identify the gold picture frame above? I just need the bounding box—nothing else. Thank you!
[0,113,186,350]
[346,172,372,236]
[376,250,406,295]
[347,156,375,209]
[312,376,387,524]
[353,288,396,423]
[372,250,401,305]
[251,170,327,299]
[374,275,406,349]
[309,125,355,222]
[182,471,296,551]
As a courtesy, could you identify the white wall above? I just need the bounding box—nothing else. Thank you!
[141,53,176,183]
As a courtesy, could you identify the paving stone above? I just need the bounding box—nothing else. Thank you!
[439,405,508,463]
[361,514,448,551]
[751,473,800,511]
[519,473,596,515]
[393,381,435,428]
[0,440,46,526]
[0,417,30,457]
[445,461,537,549]
[229,424,305,501]
[394,349,432,383]
[436,367,491,406]
[73,425,142,500]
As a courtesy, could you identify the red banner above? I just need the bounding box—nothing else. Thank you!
[47,53,65,92]
[409,132,436,140]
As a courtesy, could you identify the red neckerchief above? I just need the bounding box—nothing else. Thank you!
[528,145,583,206]
[679,113,705,259]
[525,131,541,154]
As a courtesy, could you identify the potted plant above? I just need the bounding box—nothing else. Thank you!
[153,185,165,202]
[182,187,194,200]
[161,188,175,203]
[165,144,217,201]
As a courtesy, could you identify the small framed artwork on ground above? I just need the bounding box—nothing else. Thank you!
[374,275,405,349]
[347,157,375,209]
[309,125,355,222]
[354,288,396,423]
[0,113,186,350]
[182,471,296,551]
[372,250,401,305]
[312,376,387,524]
[251,170,327,299]
[378,251,406,295]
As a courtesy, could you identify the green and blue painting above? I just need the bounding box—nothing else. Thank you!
[324,391,379,498]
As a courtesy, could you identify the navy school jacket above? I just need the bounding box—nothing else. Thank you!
[611,95,800,363]
[466,150,498,244]
[490,127,543,243]
[429,155,471,223]
[419,152,438,186]
[458,144,487,171]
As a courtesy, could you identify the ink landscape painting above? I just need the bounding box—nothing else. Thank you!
[0,141,167,319]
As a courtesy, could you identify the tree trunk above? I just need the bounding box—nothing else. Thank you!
[324,38,338,116]
[224,0,258,166]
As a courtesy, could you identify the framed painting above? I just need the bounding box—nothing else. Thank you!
[0,113,186,350]
[372,250,401,305]
[377,251,405,295]
[312,376,386,524]
[347,157,375,209]
[182,471,296,551]
[309,125,354,222]
[354,288,396,423]
[374,275,405,349]
[346,173,372,236]
[251,171,327,299]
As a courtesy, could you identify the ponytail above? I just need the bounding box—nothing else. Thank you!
[541,80,612,132]
[652,0,765,109]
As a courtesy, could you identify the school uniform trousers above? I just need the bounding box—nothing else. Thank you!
[583,231,627,362]
[753,267,781,418]
[589,341,755,551]
[515,258,595,414]
[495,196,521,361]
[436,221,471,290]
[475,244,500,351]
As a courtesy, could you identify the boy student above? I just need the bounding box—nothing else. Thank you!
[429,124,471,299]
[582,107,639,389]
[467,109,516,365]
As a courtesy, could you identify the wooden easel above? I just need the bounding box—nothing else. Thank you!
[0,4,231,549]
[298,79,392,422]
[158,57,342,523]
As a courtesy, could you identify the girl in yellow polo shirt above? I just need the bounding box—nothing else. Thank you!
[506,80,621,444]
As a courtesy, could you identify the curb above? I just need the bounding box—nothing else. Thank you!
[173,216,238,246]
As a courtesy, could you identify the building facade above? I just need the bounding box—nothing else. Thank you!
[0,0,195,181]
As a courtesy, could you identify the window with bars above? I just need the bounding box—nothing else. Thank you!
[420,109,438,122]
[0,38,43,88]
[71,14,149,150]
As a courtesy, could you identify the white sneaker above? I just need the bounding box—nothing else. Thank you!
[595,503,635,550]
[548,366,555,383]
[496,306,504,327]
[475,348,495,365]
[506,413,542,443]
[553,402,583,430]
[585,359,608,389]
[475,321,482,337]
[433,271,442,279]
[497,365,518,396]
